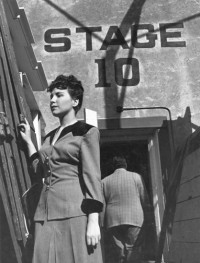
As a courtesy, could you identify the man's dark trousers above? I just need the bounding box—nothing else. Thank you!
[105,224,144,263]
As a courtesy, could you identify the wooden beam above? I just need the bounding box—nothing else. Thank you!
[0,39,28,192]
[0,169,22,263]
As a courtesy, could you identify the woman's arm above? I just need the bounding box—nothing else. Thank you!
[81,126,103,246]
[18,119,43,179]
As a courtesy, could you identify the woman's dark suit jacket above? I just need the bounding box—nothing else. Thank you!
[30,121,103,221]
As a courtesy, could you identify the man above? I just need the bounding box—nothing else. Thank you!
[102,154,150,263]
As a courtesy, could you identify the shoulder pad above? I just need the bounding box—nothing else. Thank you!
[72,121,94,136]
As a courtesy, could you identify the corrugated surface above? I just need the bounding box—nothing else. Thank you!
[168,141,200,263]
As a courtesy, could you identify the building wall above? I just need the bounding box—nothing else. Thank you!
[14,1,200,261]
[16,0,200,142]
[167,130,200,263]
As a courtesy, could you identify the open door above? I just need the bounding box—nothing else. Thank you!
[99,116,172,262]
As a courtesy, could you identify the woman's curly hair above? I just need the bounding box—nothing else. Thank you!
[48,75,84,113]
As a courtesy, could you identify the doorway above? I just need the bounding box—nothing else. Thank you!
[100,140,157,261]
[99,117,168,262]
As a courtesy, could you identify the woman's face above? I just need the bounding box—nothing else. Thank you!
[50,88,77,117]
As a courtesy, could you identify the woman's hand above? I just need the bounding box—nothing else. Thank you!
[86,213,101,247]
[18,118,37,157]
[18,118,32,144]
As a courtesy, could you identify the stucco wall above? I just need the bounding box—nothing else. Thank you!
[17,0,200,140]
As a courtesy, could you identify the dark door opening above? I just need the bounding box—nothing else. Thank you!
[100,140,157,261]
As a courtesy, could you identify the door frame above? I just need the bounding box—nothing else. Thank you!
[99,117,170,261]
[148,131,165,238]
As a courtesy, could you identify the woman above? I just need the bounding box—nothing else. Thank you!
[19,75,103,263]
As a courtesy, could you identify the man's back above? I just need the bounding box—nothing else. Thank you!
[102,168,147,229]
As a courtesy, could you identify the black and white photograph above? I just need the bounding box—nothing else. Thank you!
[0,0,200,262]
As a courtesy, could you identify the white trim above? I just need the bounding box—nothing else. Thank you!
[148,130,165,237]
[84,108,98,127]
[33,113,41,149]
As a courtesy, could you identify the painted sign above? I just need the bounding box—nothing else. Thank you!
[16,0,200,134]
[44,23,186,88]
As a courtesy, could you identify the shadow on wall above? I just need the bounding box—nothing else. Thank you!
[160,106,194,214]
[102,0,147,128]
[156,106,199,263]
[43,0,200,130]
[43,0,147,129]
[172,106,193,149]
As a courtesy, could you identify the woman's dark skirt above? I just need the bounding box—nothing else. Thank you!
[32,215,103,263]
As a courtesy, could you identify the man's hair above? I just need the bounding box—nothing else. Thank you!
[48,74,84,113]
[112,154,127,170]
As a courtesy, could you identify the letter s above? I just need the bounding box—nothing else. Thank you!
[44,28,71,52]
